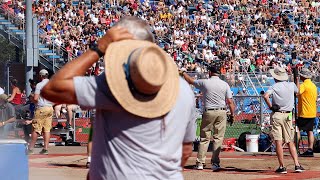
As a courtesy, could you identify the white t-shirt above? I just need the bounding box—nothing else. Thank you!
[35,79,53,107]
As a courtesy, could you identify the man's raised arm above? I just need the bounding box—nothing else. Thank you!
[41,27,133,104]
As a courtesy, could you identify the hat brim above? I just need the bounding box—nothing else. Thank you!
[269,69,288,81]
[299,73,312,79]
[105,40,179,119]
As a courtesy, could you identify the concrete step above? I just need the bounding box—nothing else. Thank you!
[15,31,25,35]
[39,47,49,51]
[8,26,18,30]
[0,19,9,22]
[48,55,61,59]
[0,17,4,20]
[40,50,53,53]
[11,29,23,32]
[0,21,11,25]
[39,44,46,48]
[4,23,15,27]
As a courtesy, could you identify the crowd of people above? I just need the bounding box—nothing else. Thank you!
[1,0,320,82]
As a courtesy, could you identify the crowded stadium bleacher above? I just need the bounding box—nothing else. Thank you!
[1,0,320,80]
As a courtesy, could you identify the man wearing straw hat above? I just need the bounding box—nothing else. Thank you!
[0,94,16,138]
[180,64,236,171]
[296,68,318,157]
[41,16,196,180]
[263,67,304,174]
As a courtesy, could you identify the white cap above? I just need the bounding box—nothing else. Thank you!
[39,69,49,76]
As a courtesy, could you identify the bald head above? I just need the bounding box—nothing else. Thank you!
[115,16,155,43]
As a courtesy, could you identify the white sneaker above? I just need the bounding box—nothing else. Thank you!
[194,163,204,170]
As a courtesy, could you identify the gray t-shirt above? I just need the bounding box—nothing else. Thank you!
[0,103,15,123]
[266,81,298,111]
[194,76,233,109]
[35,79,53,108]
[74,74,196,180]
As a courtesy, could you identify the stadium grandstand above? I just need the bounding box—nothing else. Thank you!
[1,0,320,82]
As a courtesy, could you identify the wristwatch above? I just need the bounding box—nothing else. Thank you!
[90,44,105,57]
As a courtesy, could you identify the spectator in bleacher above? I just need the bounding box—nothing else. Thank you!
[180,64,236,171]
[28,69,54,155]
[296,68,318,157]
[263,67,304,173]
[41,16,196,180]
[0,94,16,139]
[4,0,320,80]
[7,79,22,106]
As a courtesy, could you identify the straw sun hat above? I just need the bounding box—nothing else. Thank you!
[269,67,288,81]
[105,40,179,118]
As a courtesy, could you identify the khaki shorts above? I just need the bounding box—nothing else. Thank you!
[32,106,54,134]
[270,112,294,143]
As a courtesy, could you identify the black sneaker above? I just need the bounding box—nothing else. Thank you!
[39,149,48,155]
[299,149,314,157]
[212,163,221,171]
[275,167,287,174]
[295,165,305,173]
[86,162,90,169]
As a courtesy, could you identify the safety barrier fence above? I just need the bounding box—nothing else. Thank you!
[7,95,319,150]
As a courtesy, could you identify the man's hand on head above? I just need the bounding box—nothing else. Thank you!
[97,26,134,53]
[41,26,134,105]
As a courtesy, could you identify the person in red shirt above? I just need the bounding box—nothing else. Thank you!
[105,16,111,25]
[182,41,189,52]
[220,36,226,44]
[7,79,22,106]
[256,56,264,66]
[79,8,84,17]
[131,1,138,10]
[223,13,228,19]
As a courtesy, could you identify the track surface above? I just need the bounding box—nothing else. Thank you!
[29,146,320,180]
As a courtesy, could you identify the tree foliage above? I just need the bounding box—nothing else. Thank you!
[0,36,18,63]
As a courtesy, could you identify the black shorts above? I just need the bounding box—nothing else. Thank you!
[297,117,315,131]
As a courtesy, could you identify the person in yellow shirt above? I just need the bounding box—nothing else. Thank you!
[296,68,318,157]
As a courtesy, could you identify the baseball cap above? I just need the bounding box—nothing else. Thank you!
[39,69,49,76]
